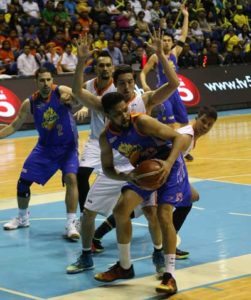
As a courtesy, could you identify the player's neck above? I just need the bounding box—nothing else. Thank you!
[95,77,112,91]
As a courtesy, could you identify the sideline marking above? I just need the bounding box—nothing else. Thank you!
[49,254,251,300]
[229,212,251,217]
[0,287,45,300]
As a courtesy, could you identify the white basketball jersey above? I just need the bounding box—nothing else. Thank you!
[86,78,116,139]
[177,125,195,157]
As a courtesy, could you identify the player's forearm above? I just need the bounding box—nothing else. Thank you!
[166,134,187,166]
[103,167,129,181]
[0,124,16,139]
[158,53,179,89]
[139,71,149,90]
[180,14,189,42]
[72,57,86,96]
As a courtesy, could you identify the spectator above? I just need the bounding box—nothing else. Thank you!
[22,0,41,24]
[104,39,124,65]
[223,45,246,65]
[188,20,204,53]
[60,43,78,72]
[130,0,142,14]
[139,0,152,24]
[150,1,165,28]
[89,21,100,40]
[8,12,23,37]
[238,24,251,49]
[197,8,212,38]
[0,0,10,13]
[233,5,249,30]
[217,8,232,30]
[198,41,224,66]
[223,26,240,54]
[6,28,21,53]
[91,0,110,24]
[23,24,40,45]
[178,43,197,68]
[132,26,145,47]
[100,20,117,40]
[36,20,51,45]
[45,42,62,73]
[76,0,92,14]
[93,31,108,50]
[70,22,85,39]
[54,1,71,25]
[64,0,77,19]
[42,0,55,26]
[0,39,17,74]
[78,11,93,34]
[121,42,135,65]
[17,44,38,76]
[136,11,150,38]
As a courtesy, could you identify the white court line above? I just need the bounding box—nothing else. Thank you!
[192,206,205,210]
[229,212,251,217]
[0,287,45,300]
[48,254,251,300]
[193,157,251,161]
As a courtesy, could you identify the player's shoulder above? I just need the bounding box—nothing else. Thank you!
[177,124,194,136]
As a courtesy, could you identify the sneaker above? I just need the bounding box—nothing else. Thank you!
[176,248,189,260]
[156,272,177,295]
[94,262,135,282]
[3,214,30,230]
[66,253,94,274]
[65,220,80,241]
[75,217,81,234]
[92,238,104,253]
[152,250,165,279]
[185,153,194,161]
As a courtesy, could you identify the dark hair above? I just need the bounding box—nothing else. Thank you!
[197,106,218,120]
[35,67,53,79]
[94,50,113,67]
[113,64,134,84]
[163,32,174,42]
[101,92,126,113]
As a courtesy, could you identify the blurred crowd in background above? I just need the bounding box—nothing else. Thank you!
[0,0,251,77]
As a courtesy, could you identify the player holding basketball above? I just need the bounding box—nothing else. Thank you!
[0,67,80,240]
[66,31,179,275]
[94,92,191,295]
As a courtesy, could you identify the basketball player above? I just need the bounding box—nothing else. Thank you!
[140,4,193,162]
[92,106,218,258]
[0,67,80,240]
[94,92,192,295]
[75,51,116,214]
[66,31,179,274]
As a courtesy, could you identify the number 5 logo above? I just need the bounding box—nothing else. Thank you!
[0,86,21,123]
[178,75,201,107]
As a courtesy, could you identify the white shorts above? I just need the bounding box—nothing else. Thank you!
[79,139,101,169]
[85,166,157,217]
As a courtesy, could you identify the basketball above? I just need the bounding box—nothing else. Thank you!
[134,159,163,190]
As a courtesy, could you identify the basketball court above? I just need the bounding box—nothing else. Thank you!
[0,109,250,300]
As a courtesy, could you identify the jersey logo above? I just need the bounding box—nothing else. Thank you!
[42,107,59,130]
[118,143,142,165]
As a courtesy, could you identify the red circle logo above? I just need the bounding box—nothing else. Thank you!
[178,75,201,107]
[0,86,21,124]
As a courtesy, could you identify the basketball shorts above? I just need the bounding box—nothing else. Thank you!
[122,155,192,207]
[157,92,189,124]
[20,143,79,185]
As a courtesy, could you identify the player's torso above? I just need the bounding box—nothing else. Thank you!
[87,78,116,139]
[30,86,77,146]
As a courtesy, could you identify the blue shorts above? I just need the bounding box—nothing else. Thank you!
[20,143,79,185]
[157,91,189,124]
[122,155,192,207]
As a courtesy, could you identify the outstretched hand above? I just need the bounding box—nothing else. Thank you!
[145,28,164,56]
[74,34,93,60]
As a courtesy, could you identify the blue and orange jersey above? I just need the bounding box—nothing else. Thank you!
[105,114,171,167]
[29,85,78,146]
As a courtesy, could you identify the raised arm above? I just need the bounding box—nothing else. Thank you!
[0,99,30,138]
[73,36,103,111]
[143,30,179,112]
[139,53,157,92]
[173,4,189,58]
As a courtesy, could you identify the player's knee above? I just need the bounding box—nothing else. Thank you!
[64,173,77,186]
[17,178,32,198]
[83,208,97,220]
[143,206,158,223]
[191,190,200,202]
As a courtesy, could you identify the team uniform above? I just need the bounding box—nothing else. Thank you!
[156,54,188,124]
[21,85,79,185]
[79,78,116,169]
[84,94,157,216]
[105,114,191,207]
